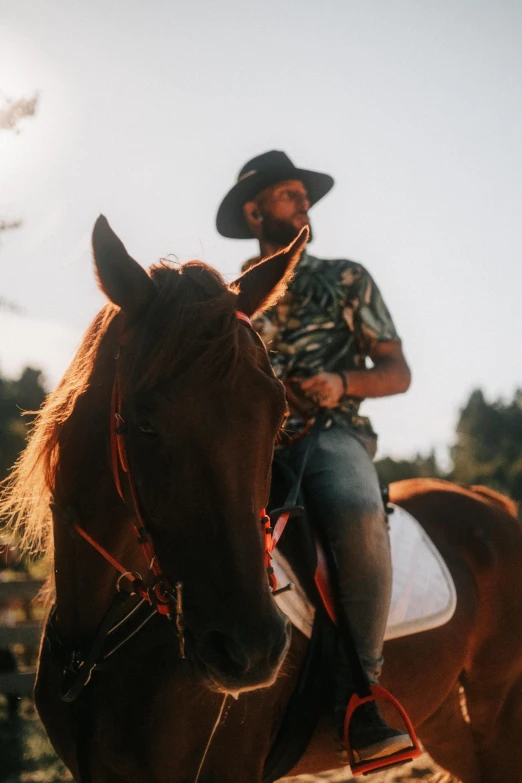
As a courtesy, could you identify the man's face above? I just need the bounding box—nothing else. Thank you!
[256,179,313,245]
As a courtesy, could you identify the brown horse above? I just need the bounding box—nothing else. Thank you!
[2,218,522,783]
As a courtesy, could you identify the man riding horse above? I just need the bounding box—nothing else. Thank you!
[217,150,412,764]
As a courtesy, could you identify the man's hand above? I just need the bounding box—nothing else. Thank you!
[300,372,345,409]
[298,343,411,409]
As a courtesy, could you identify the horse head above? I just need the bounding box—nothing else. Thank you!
[91,216,308,693]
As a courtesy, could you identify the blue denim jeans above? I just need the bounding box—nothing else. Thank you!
[278,423,391,685]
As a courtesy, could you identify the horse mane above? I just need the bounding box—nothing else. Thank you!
[0,260,239,558]
[125,261,239,393]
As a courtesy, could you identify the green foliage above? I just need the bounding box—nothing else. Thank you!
[0,94,38,133]
[376,389,522,513]
[0,367,46,482]
[0,91,39,239]
[450,388,522,505]
[0,219,22,235]
[0,297,22,313]
[375,451,443,487]
[0,362,520,515]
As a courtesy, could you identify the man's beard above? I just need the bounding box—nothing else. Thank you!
[261,214,313,246]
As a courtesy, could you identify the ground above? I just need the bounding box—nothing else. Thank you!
[0,697,450,783]
[0,697,71,783]
[282,753,452,782]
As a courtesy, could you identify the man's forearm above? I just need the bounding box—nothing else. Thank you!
[299,342,411,408]
[341,358,411,399]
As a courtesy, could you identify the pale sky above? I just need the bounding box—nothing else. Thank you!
[1,0,521,462]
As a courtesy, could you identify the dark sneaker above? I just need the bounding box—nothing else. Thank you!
[346,701,412,762]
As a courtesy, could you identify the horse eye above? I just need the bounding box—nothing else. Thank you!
[138,421,157,436]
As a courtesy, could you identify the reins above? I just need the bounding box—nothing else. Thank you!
[266,409,327,559]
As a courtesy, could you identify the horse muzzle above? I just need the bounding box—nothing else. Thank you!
[195,613,291,693]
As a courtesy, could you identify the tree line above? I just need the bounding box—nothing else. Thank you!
[2,92,520,512]
[376,388,522,513]
[0,367,520,515]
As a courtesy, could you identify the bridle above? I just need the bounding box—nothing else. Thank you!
[47,305,311,783]
[69,309,288,662]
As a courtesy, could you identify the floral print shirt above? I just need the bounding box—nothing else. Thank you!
[248,251,400,436]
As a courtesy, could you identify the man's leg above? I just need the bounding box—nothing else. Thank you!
[292,424,391,681]
[284,424,410,761]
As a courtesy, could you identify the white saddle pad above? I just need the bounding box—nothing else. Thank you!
[272,504,457,641]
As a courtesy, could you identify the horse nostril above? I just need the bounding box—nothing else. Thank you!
[199,629,251,676]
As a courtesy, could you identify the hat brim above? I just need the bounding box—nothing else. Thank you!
[216,167,334,239]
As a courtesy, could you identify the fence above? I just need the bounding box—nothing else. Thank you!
[0,577,44,699]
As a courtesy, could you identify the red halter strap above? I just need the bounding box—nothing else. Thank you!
[235,310,253,328]
[108,371,174,613]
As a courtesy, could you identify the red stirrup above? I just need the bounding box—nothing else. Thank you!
[343,686,422,775]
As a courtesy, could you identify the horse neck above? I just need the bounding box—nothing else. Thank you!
[51,348,143,639]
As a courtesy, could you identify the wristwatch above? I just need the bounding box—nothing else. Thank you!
[336,370,348,396]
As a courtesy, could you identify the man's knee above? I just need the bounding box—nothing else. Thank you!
[333,501,386,530]
[323,501,388,551]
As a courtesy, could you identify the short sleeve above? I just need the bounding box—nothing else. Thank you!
[353,269,399,350]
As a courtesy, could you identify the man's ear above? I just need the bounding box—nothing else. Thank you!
[92,215,156,321]
[242,201,263,239]
[231,226,309,317]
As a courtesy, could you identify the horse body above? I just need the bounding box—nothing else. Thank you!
[3,218,522,782]
[389,479,522,782]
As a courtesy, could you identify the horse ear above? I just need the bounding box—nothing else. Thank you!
[92,215,156,320]
[231,226,309,317]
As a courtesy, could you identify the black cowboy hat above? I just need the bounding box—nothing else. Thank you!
[216,150,334,239]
